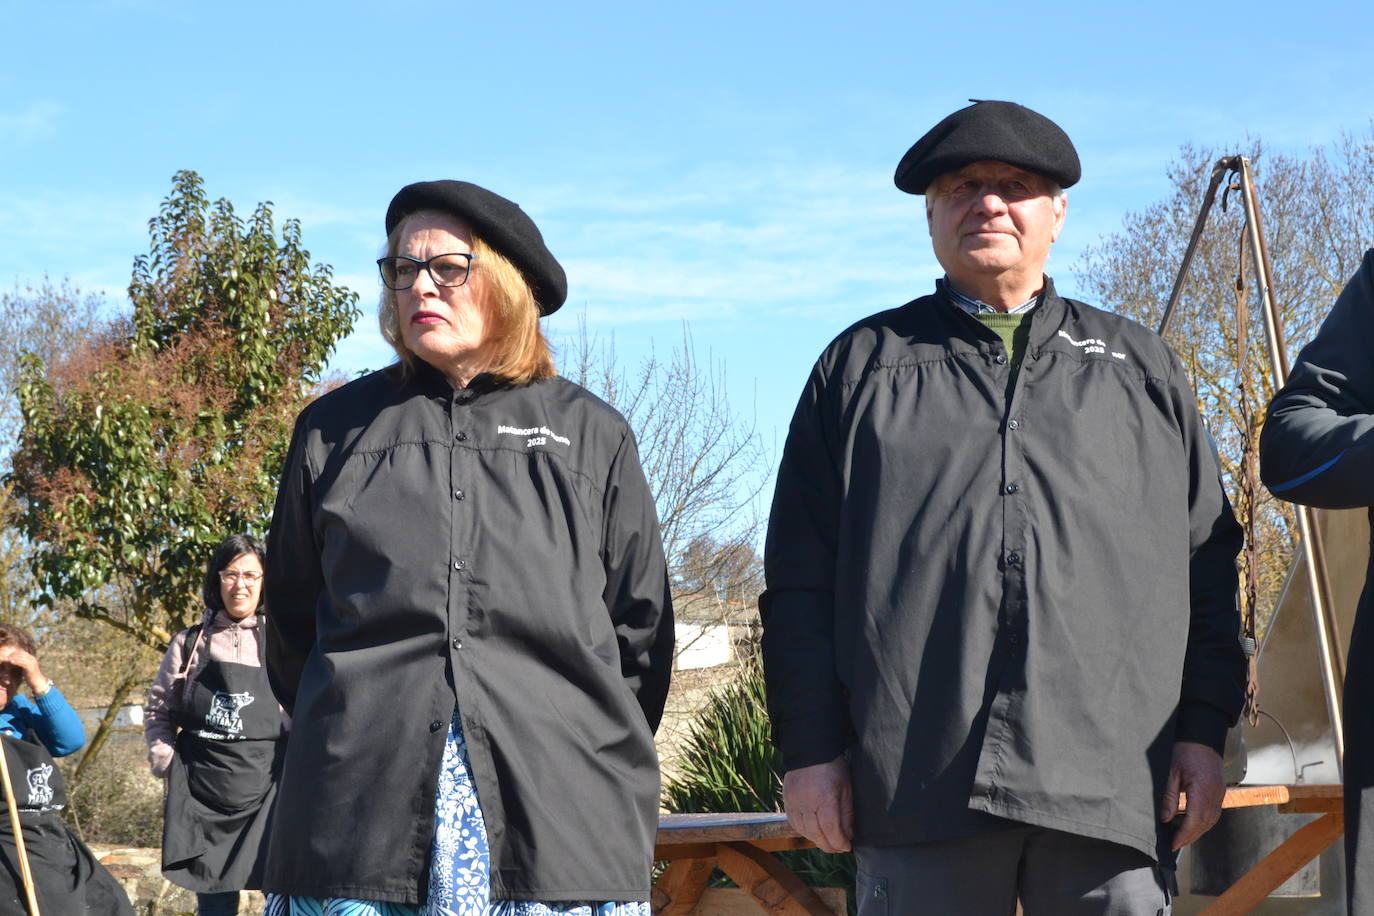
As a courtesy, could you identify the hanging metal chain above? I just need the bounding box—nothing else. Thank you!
[1234,226,1263,728]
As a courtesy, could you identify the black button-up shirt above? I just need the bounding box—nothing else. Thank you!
[762,281,1244,862]
[264,364,673,903]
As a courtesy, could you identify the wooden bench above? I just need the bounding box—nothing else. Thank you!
[1196,783,1343,915]
[652,785,1345,915]
[654,812,840,915]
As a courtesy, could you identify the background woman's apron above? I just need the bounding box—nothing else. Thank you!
[162,645,283,893]
[0,732,134,916]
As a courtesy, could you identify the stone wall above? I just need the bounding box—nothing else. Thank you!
[88,845,264,916]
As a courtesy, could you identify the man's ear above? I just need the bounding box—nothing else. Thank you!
[1051,193,1068,242]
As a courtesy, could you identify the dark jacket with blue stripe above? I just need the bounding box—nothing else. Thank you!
[263,364,673,904]
[1260,247,1374,910]
[762,279,1245,862]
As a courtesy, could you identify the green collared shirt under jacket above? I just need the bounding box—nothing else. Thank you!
[761,278,1245,863]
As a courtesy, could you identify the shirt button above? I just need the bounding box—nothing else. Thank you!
[1008,632,1022,646]
[1007,552,1022,566]
[453,489,465,500]
[455,431,468,442]
[453,559,465,570]
[452,637,463,650]
[995,353,1007,365]
[429,720,443,733]
[1005,483,1019,494]
[1008,419,1021,430]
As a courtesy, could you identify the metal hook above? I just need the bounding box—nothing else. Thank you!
[1221,171,1242,212]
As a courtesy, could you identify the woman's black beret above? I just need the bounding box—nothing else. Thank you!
[894,100,1081,195]
[385,180,568,315]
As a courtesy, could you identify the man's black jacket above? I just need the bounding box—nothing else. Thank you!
[762,281,1244,861]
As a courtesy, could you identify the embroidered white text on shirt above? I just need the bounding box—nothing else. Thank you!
[496,424,572,448]
[1057,329,1127,360]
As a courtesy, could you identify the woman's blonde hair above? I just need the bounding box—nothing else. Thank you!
[379,210,556,385]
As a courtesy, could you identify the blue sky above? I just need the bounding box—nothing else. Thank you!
[2,0,1372,482]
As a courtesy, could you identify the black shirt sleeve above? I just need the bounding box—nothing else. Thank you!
[1163,349,1247,752]
[265,408,324,715]
[1261,248,1374,509]
[601,428,674,732]
[760,360,853,771]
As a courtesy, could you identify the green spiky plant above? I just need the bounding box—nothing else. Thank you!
[663,652,856,911]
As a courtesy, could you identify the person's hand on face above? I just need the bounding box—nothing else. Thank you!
[0,646,46,706]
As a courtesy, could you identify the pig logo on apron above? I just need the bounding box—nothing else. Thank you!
[201,691,256,738]
[26,763,55,808]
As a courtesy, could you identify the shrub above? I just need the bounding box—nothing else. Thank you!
[662,656,856,910]
[60,731,163,847]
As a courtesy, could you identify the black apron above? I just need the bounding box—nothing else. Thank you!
[0,730,134,916]
[161,635,283,894]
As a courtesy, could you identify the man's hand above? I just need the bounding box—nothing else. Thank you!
[1159,740,1226,850]
[783,755,854,853]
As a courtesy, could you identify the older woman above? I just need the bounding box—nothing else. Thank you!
[263,181,673,916]
[0,624,133,916]
[144,534,285,916]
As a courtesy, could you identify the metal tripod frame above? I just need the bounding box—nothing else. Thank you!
[1158,155,1345,774]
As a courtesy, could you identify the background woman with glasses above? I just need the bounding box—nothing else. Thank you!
[262,180,673,916]
[144,533,286,916]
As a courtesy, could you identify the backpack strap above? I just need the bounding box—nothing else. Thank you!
[177,624,204,676]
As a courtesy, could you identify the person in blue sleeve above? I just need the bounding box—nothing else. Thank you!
[1260,247,1374,916]
[0,627,85,756]
[0,622,134,915]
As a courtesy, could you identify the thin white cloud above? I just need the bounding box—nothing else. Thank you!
[0,187,159,301]
[520,158,939,337]
[0,101,62,143]
[333,272,380,301]
[260,195,377,235]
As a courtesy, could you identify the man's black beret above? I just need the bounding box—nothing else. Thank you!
[385,180,568,315]
[894,100,1081,195]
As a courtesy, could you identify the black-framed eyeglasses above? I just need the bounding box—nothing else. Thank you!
[376,253,476,290]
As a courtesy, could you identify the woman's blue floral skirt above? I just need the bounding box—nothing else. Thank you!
[265,710,650,916]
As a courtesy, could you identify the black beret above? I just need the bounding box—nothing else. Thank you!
[894,100,1080,194]
[385,180,568,315]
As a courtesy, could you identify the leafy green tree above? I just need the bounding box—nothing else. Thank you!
[7,170,360,651]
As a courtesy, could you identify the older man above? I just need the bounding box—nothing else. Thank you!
[760,100,1246,914]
